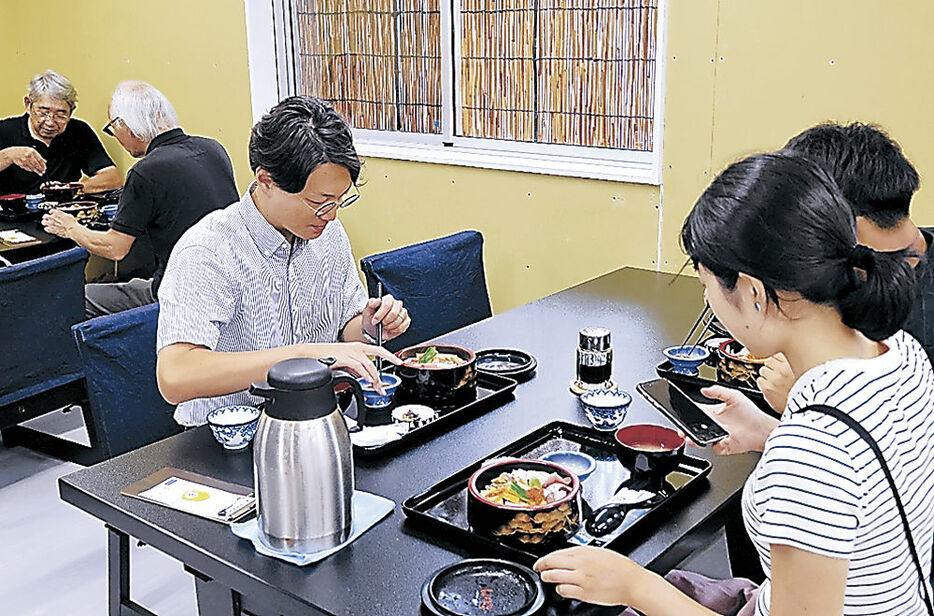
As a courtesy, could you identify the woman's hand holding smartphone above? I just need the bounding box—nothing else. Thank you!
[694,385,779,455]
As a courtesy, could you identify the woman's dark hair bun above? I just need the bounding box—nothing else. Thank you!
[836,245,917,341]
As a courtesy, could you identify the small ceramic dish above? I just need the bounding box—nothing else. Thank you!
[475,348,537,382]
[421,558,545,616]
[579,388,632,431]
[391,404,437,429]
[206,405,261,450]
[540,450,597,481]
[357,373,401,409]
[662,345,711,376]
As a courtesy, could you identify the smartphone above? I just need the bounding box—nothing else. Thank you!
[636,378,729,446]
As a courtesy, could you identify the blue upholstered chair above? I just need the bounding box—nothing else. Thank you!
[0,247,88,422]
[71,303,181,459]
[360,230,492,350]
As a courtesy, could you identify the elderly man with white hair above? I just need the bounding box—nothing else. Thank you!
[43,80,238,317]
[0,69,121,194]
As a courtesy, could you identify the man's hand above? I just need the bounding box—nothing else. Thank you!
[2,146,47,175]
[693,385,779,455]
[757,352,794,413]
[305,342,402,392]
[42,209,78,239]
[362,294,410,341]
[534,546,652,606]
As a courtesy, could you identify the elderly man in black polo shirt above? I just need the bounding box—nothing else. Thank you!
[0,70,122,195]
[42,80,238,317]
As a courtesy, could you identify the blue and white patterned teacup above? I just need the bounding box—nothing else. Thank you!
[663,345,711,376]
[579,389,632,431]
[357,373,401,410]
[101,204,118,220]
[206,405,261,450]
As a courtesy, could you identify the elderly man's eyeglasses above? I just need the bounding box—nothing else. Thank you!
[32,106,70,123]
[310,185,361,218]
[102,117,121,137]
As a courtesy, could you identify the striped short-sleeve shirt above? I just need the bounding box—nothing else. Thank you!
[157,186,367,426]
[743,330,934,615]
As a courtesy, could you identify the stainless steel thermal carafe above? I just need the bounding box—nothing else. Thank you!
[250,358,366,553]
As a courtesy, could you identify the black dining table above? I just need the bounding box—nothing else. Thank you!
[0,214,72,262]
[58,267,761,616]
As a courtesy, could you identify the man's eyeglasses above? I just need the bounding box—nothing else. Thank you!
[310,185,361,218]
[102,117,121,137]
[32,106,70,124]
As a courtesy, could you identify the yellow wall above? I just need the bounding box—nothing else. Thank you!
[4,1,934,312]
[659,0,934,270]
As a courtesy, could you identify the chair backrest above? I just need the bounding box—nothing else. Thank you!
[0,246,88,407]
[360,230,492,350]
[72,303,181,458]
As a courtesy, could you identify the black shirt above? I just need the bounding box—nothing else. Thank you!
[904,228,934,363]
[111,128,238,294]
[0,113,114,194]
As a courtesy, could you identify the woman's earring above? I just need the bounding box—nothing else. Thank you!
[754,302,761,312]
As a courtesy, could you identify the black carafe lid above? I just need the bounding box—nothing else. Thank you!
[250,358,339,421]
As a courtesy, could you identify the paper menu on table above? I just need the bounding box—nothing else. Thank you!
[122,467,255,523]
[0,230,38,244]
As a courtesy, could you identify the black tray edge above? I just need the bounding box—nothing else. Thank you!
[401,420,712,566]
[354,372,518,459]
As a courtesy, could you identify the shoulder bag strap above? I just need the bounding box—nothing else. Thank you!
[802,403,933,615]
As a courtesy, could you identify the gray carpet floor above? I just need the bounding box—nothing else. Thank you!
[0,408,196,616]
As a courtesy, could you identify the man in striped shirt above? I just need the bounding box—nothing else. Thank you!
[156,97,409,427]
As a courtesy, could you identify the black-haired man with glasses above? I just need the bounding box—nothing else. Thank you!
[156,96,410,427]
[0,70,121,195]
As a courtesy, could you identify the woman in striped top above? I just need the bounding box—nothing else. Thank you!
[535,152,934,615]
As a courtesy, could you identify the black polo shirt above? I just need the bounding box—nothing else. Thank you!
[0,113,114,194]
[111,128,238,294]
[904,228,934,363]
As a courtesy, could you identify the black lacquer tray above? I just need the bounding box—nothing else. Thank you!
[354,372,518,458]
[656,361,778,417]
[0,209,41,222]
[402,421,711,566]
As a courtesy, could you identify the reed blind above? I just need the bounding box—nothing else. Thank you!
[290,0,658,152]
[292,0,443,134]
[460,0,658,150]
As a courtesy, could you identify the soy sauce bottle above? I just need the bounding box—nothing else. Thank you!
[577,327,612,385]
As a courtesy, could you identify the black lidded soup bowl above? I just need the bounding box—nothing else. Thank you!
[467,459,582,549]
[0,193,27,214]
[614,423,685,478]
[42,181,81,203]
[395,344,477,406]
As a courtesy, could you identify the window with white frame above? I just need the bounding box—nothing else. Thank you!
[259,0,666,183]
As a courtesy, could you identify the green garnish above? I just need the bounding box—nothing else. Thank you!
[510,481,530,501]
[417,346,439,363]
[530,477,542,489]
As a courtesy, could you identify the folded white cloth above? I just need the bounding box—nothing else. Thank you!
[345,417,408,448]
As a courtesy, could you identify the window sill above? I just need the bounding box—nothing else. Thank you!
[356,139,661,185]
